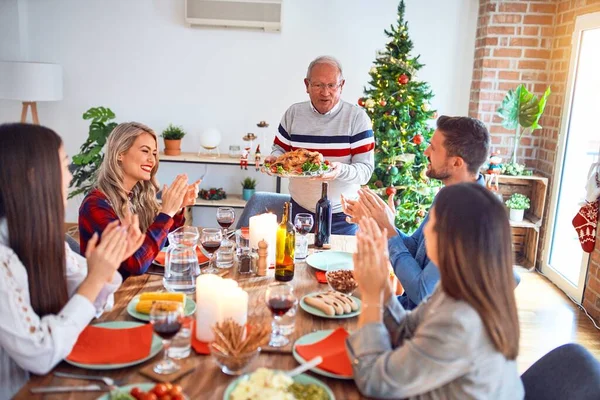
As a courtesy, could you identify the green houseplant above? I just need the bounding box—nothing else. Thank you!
[162,124,186,156]
[505,193,531,222]
[497,84,551,175]
[241,177,257,201]
[68,107,117,199]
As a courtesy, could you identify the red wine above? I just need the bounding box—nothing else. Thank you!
[152,321,182,339]
[268,297,294,316]
[295,222,313,235]
[217,218,234,229]
[315,182,332,248]
[202,241,221,254]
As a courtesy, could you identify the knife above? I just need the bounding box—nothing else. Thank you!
[30,384,103,393]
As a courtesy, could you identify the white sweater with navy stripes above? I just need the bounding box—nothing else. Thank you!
[271,100,374,213]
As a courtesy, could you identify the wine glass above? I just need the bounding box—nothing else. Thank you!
[201,228,222,274]
[265,282,297,347]
[293,213,314,261]
[149,301,184,374]
[216,207,236,268]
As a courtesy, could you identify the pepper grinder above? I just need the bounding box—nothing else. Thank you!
[257,239,268,276]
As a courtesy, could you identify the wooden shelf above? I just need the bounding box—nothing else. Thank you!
[193,194,247,208]
[159,152,263,166]
[509,214,542,231]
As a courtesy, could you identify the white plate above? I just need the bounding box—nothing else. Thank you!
[300,292,361,319]
[306,251,353,272]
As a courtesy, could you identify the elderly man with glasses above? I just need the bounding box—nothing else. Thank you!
[265,56,374,235]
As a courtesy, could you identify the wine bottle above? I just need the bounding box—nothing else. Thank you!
[275,201,295,282]
[315,182,332,248]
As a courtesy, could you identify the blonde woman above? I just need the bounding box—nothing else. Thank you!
[79,122,198,278]
[348,183,523,399]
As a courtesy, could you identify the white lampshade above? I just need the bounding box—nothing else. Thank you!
[200,128,222,149]
[0,61,63,101]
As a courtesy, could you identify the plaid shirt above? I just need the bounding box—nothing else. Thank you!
[78,189,185,278]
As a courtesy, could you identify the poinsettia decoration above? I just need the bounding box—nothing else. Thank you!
[199,187,227,201]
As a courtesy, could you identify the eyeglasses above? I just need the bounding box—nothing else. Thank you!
[308,81,342,92]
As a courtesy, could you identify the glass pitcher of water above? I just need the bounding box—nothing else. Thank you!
[163,226,200,294]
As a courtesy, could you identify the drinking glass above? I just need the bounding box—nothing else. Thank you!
[149,301,184,374]
[216,207,235,268]
[264,282,297,347]
[201,228,222,274]
[294,213,314,261]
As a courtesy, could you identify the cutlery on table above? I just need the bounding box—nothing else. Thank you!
[54,371,121,389]
[30,385,103,393]
[285,356,323,377]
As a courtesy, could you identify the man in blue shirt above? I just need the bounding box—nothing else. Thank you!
[344,116,518,309]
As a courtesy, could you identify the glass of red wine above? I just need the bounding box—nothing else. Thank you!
[216,207,235,268]
[201,227,222,274]
[264,282,297,347]
[293,213,314,261]
[149,301,184,374]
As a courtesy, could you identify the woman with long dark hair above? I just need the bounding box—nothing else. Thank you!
[0,123,143,398]
[348,183,524,399]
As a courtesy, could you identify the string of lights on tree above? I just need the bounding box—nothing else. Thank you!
[358,0,441,233]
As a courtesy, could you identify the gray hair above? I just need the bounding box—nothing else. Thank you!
[306,56,344,81]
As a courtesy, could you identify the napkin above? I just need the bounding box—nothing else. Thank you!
[315,271,328,284]
[154,247,209,266]
[67,324,153,364]
[295,327,353,377]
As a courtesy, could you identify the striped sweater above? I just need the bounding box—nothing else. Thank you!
[271,100,375,213]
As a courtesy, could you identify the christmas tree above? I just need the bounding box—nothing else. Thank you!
[359,0,440,233]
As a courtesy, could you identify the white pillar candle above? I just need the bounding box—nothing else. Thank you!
[220,287,248,327]
[249,213,277,268]
[195,274,222,342]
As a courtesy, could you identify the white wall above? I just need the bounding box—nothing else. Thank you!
[0,0,478,224]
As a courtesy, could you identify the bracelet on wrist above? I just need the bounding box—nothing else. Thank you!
[362,303,384,309]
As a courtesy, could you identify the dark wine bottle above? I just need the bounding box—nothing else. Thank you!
[315,182,332,248]
[275,202,295,282]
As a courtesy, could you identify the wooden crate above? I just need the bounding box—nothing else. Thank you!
[486,174,549,270]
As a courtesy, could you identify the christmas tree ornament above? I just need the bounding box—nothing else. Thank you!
[421,103,430,112]
[386,186,397,196]
[365,99,375,109]
[398,74,410,85]
[412,134,424,145]
[389,166,399,176]
[379,99,387,107]
[374,180,384,188]
[431,111,438,119]
[358,97,366,107]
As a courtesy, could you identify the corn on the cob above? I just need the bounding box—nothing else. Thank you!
[139,292,185,304]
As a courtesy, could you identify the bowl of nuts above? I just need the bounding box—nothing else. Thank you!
[325,269,358,295]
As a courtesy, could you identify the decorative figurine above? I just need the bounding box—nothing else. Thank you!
[254,145,261,171]
[240,147,250,170]
[257,239,268,276]
[257,121,269,128]
[486,152,503,175]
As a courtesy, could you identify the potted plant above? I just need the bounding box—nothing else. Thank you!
[69,107,118,199]
[162,124,186,156]
[497,84,551,175]
[241,177,257,201]
[505,193,530,222]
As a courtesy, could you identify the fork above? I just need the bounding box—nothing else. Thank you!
[53,371,122,390]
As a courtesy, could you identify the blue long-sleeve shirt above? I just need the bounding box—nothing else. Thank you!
[389,175,488,309]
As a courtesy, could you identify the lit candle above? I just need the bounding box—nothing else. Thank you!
[249,213,277,268]
[195,275,249,342]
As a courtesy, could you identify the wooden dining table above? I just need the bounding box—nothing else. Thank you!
[16,234,369,400]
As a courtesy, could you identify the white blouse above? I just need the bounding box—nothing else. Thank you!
[0,222,121,399]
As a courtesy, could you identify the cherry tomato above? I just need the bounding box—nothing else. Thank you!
[153,384,168,397]
[171,395,184,400]
[130,387,143,400]
[169,385,183,396]
[159,395,172,400]
[295,168,303,173]
[324,160,331,165]
[146,393,158,400]
[164,383,173,391]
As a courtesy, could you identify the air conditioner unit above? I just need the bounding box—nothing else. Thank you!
[185,0,282,32]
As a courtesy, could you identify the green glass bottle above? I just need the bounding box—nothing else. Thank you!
[275,201,295,282]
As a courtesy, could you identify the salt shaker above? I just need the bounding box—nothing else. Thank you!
[257,239,268,276]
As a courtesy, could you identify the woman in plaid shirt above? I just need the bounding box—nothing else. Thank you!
[79,122,199,278]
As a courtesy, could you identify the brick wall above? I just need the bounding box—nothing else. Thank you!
[469,0,600,325]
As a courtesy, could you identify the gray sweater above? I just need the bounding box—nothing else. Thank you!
[346,287,524,399]
[271,100,374,213]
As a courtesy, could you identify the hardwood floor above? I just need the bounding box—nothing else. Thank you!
[515,267,600,373]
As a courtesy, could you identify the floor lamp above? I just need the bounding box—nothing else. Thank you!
[0,61,63,124]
